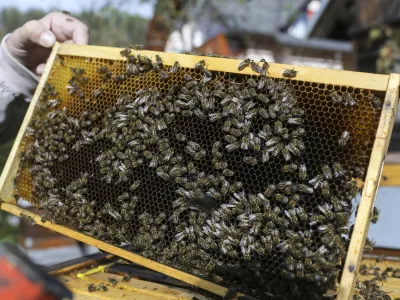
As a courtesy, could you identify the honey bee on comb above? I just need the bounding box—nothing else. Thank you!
[282,68,298,78]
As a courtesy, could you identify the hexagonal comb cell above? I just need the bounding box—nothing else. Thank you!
[14,50,383,299]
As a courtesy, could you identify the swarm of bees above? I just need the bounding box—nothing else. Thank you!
[354,264,398,299]
[16,47,384,299]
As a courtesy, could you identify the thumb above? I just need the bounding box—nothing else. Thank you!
[17,20,56,48]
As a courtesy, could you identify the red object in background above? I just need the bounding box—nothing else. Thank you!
[0,243,72,300]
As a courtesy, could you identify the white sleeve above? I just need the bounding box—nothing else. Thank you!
[0,34,39,123]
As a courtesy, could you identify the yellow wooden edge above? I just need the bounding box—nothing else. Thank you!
[49,253,115,276]
[59,275,153,300]
[381,164,400,186]
[0,42,60,204]
[56,43,390,91]
[88,273,208,300]
[0,202,229,297]
[337,73,400,300]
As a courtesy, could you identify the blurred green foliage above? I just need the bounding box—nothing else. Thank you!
[0,6,150,47]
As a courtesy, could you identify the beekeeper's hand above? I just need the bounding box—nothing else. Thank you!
[5,12,89,75]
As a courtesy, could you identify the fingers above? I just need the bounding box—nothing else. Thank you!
[12,20,56,48]
[36,63,46,75]
[40,12,89,45]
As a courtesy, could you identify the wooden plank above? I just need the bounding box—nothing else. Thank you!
[362,257,400,269]
[0,42,60,204]
[381,164,400,186]
[88,273,208,300]
[0,203,229,297]
[59,275,155,300]
[49,253,114,276]
[56,43,390,91]
[337,74,400,300]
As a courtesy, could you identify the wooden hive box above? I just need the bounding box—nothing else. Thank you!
[0,43,398,299]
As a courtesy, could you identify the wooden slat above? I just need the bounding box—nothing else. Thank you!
[0,203,229,297]
[362,257,400,268]
[56,43,390,91]
[381,164,400,186]
[49,254,115,276]
[88,273,208,300]
[337,73,400,300]
[59,275,157,300]
[0,42,60,204]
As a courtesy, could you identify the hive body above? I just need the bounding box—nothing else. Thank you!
[8,44,393,299]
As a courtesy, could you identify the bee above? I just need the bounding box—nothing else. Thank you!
[222,169,234,177]
[97,283,108,292]
[194,60,206,71]
[129,180,141,192]
[120,48,132,57]
[343,92,357,106]
[243,156,258,166]
[282,68,298,78]
[238,58,251,71]
[371,207,380,224]
[336,212,350,226]
[330,91,343,104]
[87,283,96,292]
[318,204,334,220]
[170,61,180,73]
[338,131,350,147]
[369,94,383,109]
[250,61,262,73]
[152,54,163,68]
[321,164,333,180]
[297,184,313,194]
[71,67,85,76]
[175,133,187,142]
[273,194,288,204]
[296,164,307,180]
[280,147,291,161]
[247,78,257,87]
[122,273,132,282]
[332,162,345,178]
[61,10,71,15]
[287,118,303,125]
[260,60,269,76]
[182,73,193,82]
[126,63,140,76]
[160,70,169,80]
[283,164,298,173]
[92,87,104,99]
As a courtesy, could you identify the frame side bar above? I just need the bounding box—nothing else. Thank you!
[337,73,400,300]
[0,42,60,203]
[56,44,390,91]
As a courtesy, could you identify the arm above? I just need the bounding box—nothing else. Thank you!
[0,12,89,145]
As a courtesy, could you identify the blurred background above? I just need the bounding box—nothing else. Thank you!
[1,0,400,265]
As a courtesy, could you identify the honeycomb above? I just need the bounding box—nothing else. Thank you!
[15,49,383,299]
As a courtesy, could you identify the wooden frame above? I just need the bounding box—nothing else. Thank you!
[0,43,397,298]
[337,74,400,300]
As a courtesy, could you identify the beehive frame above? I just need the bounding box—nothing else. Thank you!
[0,43,398,299]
